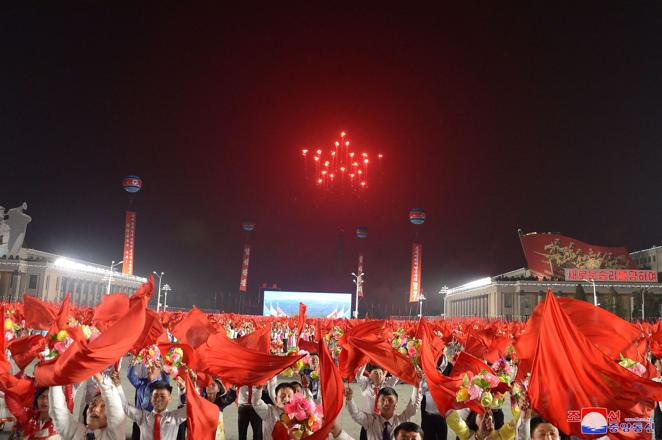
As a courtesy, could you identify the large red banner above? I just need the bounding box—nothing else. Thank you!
[520,232,634,280]
[357,253,364,297]
[239,243,251,292]
[122,211,136,275]
[409,242,422,303]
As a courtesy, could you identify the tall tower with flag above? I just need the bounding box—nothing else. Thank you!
[121,175,142,275]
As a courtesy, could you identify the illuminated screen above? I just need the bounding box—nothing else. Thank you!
[263,290,352,318]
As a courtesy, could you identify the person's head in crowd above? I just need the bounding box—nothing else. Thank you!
[530,417,561,440]
[466,410,495,437]
[652,354,662,373]
[86,393,109,430]
[205,378,225,401]
[33,387,49,419]
[289,381,303,395]
[309,353,320,371]
[150,381,173,413]
[376,387,399,419]
[367,364,386,386]
[147,364,163,381]
[394,422,424,440]
[274,383,295,408]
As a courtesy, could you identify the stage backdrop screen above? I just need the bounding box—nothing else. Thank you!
[263,290,352,318]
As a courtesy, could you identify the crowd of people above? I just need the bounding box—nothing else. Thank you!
[0,352,589,440]
[0,282,661,440]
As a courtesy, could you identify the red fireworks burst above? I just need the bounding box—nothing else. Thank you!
[300,131,383,191]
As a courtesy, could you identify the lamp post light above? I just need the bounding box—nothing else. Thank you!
[581,278,598,306]
[351,272,364,319]
[152,271,164,312]
[107,260,123,294]
[162,284,172,311]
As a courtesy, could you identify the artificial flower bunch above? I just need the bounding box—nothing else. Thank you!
[41,329,75,361]
[279,392,323,439]
[3,312,20,342]
[491,357,515,385]
[389,328,422,367]
[163,346,185,378]
[271,338,284,354]
[455,370,507,409]
[443,339,463,363]
[240,321,255,336]
[135,344,162,368]
[618,353,647,377]
[323,326,344,357]
[40,324,102,361]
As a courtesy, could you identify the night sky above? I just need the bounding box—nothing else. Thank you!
[3,3,662,313]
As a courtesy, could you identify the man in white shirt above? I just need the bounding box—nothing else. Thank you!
[49,373,126,440]
[122,380,187,440]
[355,365,401,440]
[345,378,422,440]
[252,382,295,440]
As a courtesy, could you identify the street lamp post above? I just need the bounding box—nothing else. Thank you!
[351,272,364,319]
[418,294,426,319]
[107,260,123,294]
[641,288,646,321]
[152,271,164,312]
[162,284,172,311]
[439,285,449,317]
[581,278,597,306]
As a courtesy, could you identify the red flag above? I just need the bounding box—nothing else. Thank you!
[420,334,485,415]
[7,335,46,371]
[296,303,307,339]
[130,309,165,355]
[47,294,70,337]
[415,318,444,364]
[23,295,57,330]
[305,337,345,440]
[185,369,220,438]
[172,307,215,349]
[518,291,662,439]
[297,338,319,354]
[345,323,420,386]
[92,294,129,331]
[197,332,304,386]
[236,324,271,354]
[338,320,383,380]
[34,281,151,386]
[555,297,643,360]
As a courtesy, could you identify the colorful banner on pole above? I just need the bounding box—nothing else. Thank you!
[519,232,634,280]
[409,242,422,303]
[357,253,364,297]
[122,210,136,275]
[239,243,251,292]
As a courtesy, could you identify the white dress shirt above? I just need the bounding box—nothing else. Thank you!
[355,365,400,414]
[347,386,422,440]
[49,377,125,440]
[123,404,187,440]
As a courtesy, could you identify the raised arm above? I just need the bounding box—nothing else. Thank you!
[251,386,270,420]
[355,364,370,391]
[345,387,370,429]
[49,386,83,439]
[398,385,422,420]
[97,373,126,429]
[219,388,237,410]
[127,364,143,389]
